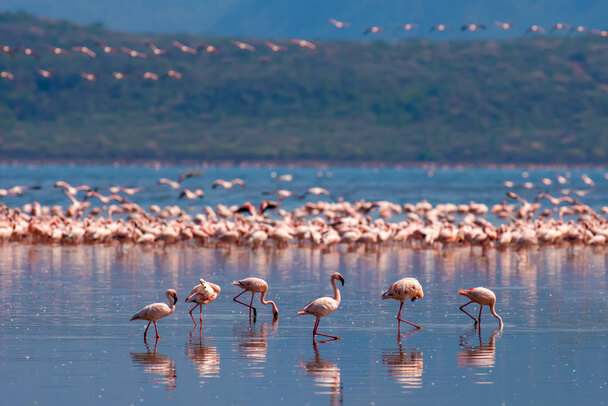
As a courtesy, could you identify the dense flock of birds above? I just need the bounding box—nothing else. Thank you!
[1,170,608,248]
[0,19,606,82]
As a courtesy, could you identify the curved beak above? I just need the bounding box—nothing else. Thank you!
[173,295,178,305]
[339,276,345,286]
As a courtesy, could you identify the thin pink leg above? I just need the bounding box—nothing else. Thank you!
[312,317,340,340]
[397,301,421,329]
[144,321,151,339]
[478,305,483,325]
[233,290,257,317]
[199,303,203,325]
[189,304,199,326]
[460,300,478,324]
[154,321,160,339]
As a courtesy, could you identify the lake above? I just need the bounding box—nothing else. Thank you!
[2,243,608,405]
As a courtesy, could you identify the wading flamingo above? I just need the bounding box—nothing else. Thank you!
[458,287,503,329]
[185,279,220,327]
[298,272,345,340]
[130,289,178,339]
[232,277,279,319]
[382,277,424,329]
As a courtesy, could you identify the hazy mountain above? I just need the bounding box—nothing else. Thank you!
[1,0,606,39]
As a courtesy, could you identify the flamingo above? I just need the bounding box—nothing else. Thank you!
[329,18,350,29]
[185,279,220,327]
[130,289,178,339]
[298,272,345,340]
[458,287,503,329]
[212,179,246,189]
[232,277,279,319]
[382,277,424,329]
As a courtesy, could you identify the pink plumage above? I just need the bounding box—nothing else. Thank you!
[458,287,503,329]
[298,272,345,341]
[130,289,178,340]
[185,279,221,327]
[382,277,424,329]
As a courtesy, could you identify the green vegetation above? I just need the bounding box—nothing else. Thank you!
[1,11,608,163]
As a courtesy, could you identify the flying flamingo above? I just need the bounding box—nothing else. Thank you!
[130,289,178,339]
[381,277,424,329]
[185,279,221,327]
[298,272,345,340]
[458,287,503,329]
[232,277,279,319]
[329,18,350,29]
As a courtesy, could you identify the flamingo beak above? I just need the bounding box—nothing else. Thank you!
[173,295,178,305]
[339,276,345,286]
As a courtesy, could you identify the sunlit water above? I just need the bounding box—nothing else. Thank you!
[2,244,608,404]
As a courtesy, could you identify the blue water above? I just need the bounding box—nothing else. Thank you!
[1,243,608,405]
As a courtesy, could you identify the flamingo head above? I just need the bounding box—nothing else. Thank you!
[167,289,178,304]
[458,288,469,296]
[332,272,345,286]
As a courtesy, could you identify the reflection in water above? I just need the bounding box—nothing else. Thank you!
[458,328,501,383]
[299,343,343,406]
[130,340,177,391]
[382,345,424,390]
[185,331,221,383]
[233,319,278,378]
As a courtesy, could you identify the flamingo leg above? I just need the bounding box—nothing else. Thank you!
[153,321,160,339]
[478,305,483,325]
[144,321,151,338]
[233,290,257,317]
[460,301,478,324]
[313,318,340,340]
[199,303,203,325]
[397,301,421,329]
[189,303,199,326]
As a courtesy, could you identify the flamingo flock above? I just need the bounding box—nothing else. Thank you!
[131,274,501,342]
[2,16,608,83]
[0,170,608,248]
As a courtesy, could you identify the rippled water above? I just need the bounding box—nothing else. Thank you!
[2,244,608,404]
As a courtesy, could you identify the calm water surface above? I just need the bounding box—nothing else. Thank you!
[1,244,608,405]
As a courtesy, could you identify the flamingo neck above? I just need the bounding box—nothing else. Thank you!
[166,293,175,312]
[260,289,279,315]
[331,277,341,304]
[489,303,503,330]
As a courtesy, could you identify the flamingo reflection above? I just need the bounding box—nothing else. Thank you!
[458,328,501,372]
[185,332,220,383]
[233,319,278,377]
[130,340,177,391]
[299,342,343,406]
[382,345,424,390]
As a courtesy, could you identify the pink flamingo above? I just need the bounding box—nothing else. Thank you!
[458,287,503,329]
[382,277,424,329]
[232,277,279,319]
[130,289,178,339]
[298,272,345,340]
[185,279,221,327]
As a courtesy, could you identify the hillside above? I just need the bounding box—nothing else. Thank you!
[1,12,608,163]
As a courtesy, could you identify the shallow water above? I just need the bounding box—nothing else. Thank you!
[1,244,608,404]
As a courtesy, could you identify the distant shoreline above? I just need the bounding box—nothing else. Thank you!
[0,159,606,170]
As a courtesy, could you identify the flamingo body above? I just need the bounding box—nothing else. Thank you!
[458,287,503,329]
[382,277,424,329]
[185,279,220,326]
[233,277,279,318]
[298,272,344,340]
[130,289,178,339]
